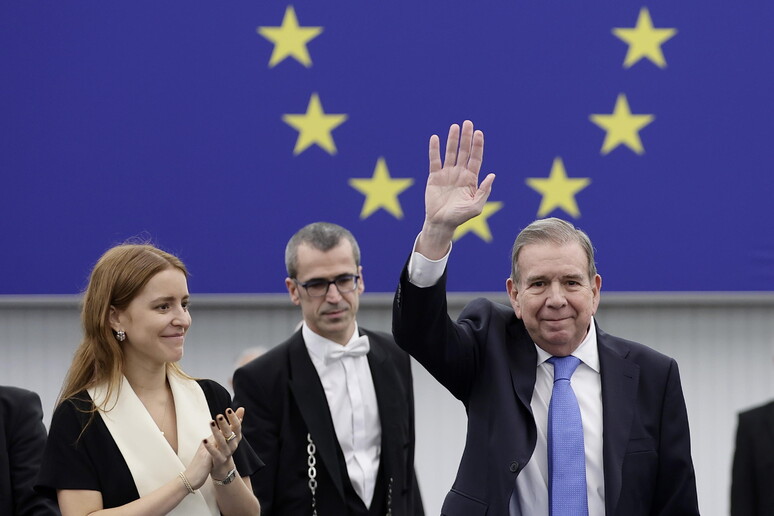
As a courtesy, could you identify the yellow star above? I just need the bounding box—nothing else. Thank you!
[526,158,590,218]
[613,7,677,69]
[453,202,503,242]
[589,94,654,155]
[282,93,348,155]
[257,6,323,68]
[349,158,414,219]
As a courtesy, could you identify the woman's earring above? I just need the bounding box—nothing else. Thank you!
[116,330,126,342]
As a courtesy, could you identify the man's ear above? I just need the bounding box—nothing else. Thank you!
[357,265,365,294]
[591,274,602,315]
[506,277,522,319]
[286,278,301,306]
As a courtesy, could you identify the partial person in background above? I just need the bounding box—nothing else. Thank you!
[36,244,262,516]
[731,399,774,515]
[0,385,60,515]
[392,120,699,515]
[228,347,269,390]
[234,222,424,515]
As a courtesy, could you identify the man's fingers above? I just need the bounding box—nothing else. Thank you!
[467,129,484,176]
[456,120,474,168]
[429,134,442,173]
[474,173,496,206]
[443,123,460,168]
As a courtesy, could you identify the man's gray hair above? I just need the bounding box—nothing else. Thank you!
[510,217,597,284]
[285,222,361,278]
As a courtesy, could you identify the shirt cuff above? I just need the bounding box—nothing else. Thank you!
[407,233,451,288]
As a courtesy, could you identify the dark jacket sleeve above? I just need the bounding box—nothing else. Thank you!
[731,412,763,516]
[1,386,61,515]
[653,359,700,515]
[232,362,281,513]
[392,262,481,403]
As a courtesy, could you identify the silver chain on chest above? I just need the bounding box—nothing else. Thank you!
[307,433,319,516]
[306,433,393,516]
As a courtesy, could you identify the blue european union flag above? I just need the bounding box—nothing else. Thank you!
[1,2,772,293]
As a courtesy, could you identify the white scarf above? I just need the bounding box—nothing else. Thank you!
[88,374,218,515]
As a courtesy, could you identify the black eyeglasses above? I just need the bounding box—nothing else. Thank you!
[293,274,360,298]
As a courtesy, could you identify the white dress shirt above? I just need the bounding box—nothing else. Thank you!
[515,321,605,515]
[303,323,382,507]
[408,239,606,515]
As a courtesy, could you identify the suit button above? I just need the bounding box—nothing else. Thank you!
[509,461,519,472]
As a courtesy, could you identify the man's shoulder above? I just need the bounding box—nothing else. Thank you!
[738,399,774,422]
[0,384,40,404]
[596,325,675,366]
[361,326,395,344]
[460,297,520,326]
[0,385,43,421]
[463,296,513,312]
[362,327,412,360]
[234,333,301,378]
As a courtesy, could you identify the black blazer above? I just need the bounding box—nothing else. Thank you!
[392,267,699,516]
[0,386,60,515]
[233,328,424,516]
[731,400,774,516]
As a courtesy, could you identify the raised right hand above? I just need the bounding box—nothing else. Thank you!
[419,120,495,258]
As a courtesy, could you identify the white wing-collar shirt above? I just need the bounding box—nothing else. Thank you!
[303,323,382,507]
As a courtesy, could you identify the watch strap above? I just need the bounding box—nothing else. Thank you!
[213,467,237,486]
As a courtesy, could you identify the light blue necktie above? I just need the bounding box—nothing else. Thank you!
[547,355,588,516]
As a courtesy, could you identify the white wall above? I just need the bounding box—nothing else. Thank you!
[2,293,773,515]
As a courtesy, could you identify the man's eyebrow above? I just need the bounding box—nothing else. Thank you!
[524,273,586,283]
[303,274,356,282]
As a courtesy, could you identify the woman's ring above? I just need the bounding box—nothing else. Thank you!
[226,433,237,442]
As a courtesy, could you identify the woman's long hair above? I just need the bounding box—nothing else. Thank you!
[58,244,191,410]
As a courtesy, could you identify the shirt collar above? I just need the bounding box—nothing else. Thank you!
[535,317,600,373]
[302,322,361,364]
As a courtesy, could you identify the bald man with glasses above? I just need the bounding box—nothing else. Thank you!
[234,222,424,516]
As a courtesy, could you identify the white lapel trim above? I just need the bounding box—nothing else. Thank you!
[88,374,218,515]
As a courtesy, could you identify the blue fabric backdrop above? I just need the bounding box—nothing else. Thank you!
[2,2,772,293]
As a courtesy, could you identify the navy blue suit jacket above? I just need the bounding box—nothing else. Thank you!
[0,386,60,515]
[392,268,699,516]
[731,400,774,516]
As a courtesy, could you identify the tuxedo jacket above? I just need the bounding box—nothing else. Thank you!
[392,268,699,516]
[731,400,774,516]
[0,386,60,515]
[233,328,424,516]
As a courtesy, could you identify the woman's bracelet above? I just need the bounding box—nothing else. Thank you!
[179,472,196,495]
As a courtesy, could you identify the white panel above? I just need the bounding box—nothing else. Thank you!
[2,294,774,516]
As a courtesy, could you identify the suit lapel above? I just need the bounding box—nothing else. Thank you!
[367,332,403,479]
[507,315,538,411]
[287,336,346,501]
[597,329,639,515]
